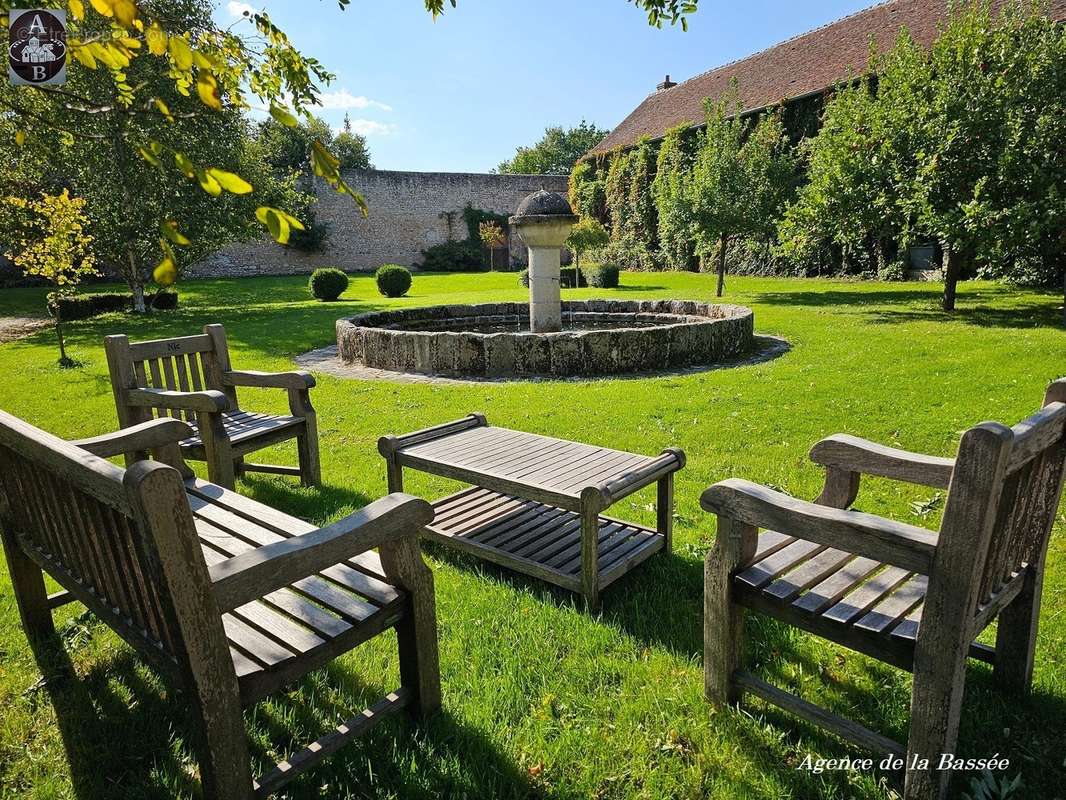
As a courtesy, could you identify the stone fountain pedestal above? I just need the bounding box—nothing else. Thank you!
[510,190,578,333]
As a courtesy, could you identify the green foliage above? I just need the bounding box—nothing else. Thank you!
[603,139,660,270]
[565,218,609,274]
[50,290,177,319]
[461,205,508,242]
[308,267,349,301]
[335,114,373,170]
[582,263,620,288]
[779,4,1066,309]
[568,160,607,223]
[479,220,507,271]
[652,123,700,270]
[497,121,609,175]
[419,239,484,272]
[375,264,412,297]
[688,91,795,294]
[1,189,97,363]
[962,770,1023,800]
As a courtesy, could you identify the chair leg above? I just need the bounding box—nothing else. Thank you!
[296,429,321,488]
[1,527,55,644]
[993,568,1043,694]
[704,516,757,705]
[190,694,254,800]
[905,649,969,800]
[381,538,441,719]
[198,413,236,490]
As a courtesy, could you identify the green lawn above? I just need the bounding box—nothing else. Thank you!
[0,271,1063,800]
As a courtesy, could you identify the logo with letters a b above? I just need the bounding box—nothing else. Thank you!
[9,9,67,86]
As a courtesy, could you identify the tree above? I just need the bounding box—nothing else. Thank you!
[2,190,96,365]
[565,217,609,282]
[498,121,609,175]
[257,116,337,175]
[335,113,373,170]
[478,220,507,271]
[0,0,694,301]
[689,92,794,296]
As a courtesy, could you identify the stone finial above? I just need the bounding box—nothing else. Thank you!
[510,190,577,224]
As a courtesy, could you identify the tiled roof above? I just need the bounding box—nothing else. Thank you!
[589,0,1066,155]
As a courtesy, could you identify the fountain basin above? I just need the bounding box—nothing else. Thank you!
[336,300,754,378]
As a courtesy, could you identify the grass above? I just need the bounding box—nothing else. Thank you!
[0,271,1063,800]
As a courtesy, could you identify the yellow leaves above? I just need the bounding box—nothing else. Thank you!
[269,105,299,128]
[15,131,26,147]
[256,206,304,245]
[69,0,85,20]
[153,256,178,287]
[112,0,138,26]
[153,97,173,122]
[160,220,191,246]
[89,0,114,17]
[68,40,97,69]
[196,71,221,110]
[196,169,222,196]
[206,168,252,194]
[168,35,192,70]
[174,151,196,178]
[137,145,161,167]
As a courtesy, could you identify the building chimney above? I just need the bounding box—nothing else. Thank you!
[656,74,677,91]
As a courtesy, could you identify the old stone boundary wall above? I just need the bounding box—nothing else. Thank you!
[188,169,569,278]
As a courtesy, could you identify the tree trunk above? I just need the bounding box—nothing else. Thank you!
[55,316,69,366]
[132,282,146,314]
[1061,269,1065,328]
[575,252,582,287]
[716,234,728,298]
[942,242,962,312]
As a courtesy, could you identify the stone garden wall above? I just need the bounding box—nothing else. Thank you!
[188,169,569,278]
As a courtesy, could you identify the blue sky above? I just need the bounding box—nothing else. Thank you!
[216,0,875,172]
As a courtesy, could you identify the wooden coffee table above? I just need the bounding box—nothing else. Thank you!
[379,414,685,608]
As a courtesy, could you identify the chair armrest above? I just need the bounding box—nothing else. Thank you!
[810,434,954,489]
[222,369,316,391]
[701,478,938,573]
[208,493,434,613]
[74,418,194,458]
[126,387,229,413]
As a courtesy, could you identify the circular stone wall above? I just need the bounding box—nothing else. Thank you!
[336,300,754,378]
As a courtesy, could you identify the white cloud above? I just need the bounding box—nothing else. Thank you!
[343,119,398,137]
[227,2,255,17]
[318,89,392,112]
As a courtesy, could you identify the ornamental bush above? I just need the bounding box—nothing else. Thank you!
[419,240,484,272]
[582,263,620,288]
[376,264,412,297]
[308,268,349,301]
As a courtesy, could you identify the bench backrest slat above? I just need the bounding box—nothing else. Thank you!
[0,410,188,660]
[105,325,239,427]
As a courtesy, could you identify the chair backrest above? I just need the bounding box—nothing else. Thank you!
[0,410,208,678]
[103,324,237,425]
[939,380,1066,613]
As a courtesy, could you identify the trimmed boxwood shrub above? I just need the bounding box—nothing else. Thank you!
[309,268,349,301]
[582,263,620,288]
[49,291,180,320]
[518,267,580,289]
[419,240,484,272]
[375,264,412,297]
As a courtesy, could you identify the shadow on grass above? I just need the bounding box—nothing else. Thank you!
[25,612,537,799]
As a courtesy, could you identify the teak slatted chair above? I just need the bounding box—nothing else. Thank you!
[104,323,321,490]
[0,410,441,799]
[702,379,1066,800]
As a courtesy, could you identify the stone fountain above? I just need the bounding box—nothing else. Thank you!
[334,190,756,378]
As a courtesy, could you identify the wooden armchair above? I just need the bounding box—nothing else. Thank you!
[104,323,320,490]
[0,410,441,799]
[702,380,1066,800]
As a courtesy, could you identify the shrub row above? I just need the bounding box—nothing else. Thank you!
[50,291,178,320]
[518,264,619,290]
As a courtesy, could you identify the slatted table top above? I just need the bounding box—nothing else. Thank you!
[394,425,666,508]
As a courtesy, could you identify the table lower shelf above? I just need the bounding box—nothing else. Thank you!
[423,486,665,593]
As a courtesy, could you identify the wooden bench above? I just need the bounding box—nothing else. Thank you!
[0,411,441,799]
[380,414,684,608]
[104,323,321,490]
[702,379,1066,800]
